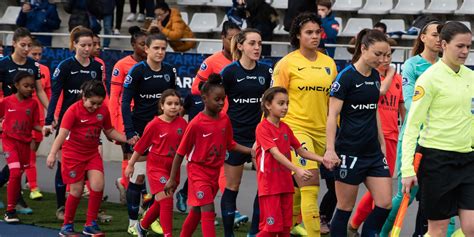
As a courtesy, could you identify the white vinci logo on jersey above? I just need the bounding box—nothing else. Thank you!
[68,89,82,94]
[140,93,162,99]
[233,97,261,104]
[351,103,377,110]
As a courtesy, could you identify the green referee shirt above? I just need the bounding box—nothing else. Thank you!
[401,60,474,177]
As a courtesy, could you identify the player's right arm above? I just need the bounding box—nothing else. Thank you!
[121,65,141,141]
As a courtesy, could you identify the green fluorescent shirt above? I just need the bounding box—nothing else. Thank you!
[401,60,474,177]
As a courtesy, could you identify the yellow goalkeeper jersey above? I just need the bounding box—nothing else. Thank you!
[272,50,338,139]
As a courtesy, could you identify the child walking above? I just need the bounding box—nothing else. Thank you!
[164,73,254,237]
[126,89,188,237]
[2,71,42,223]
[46,80,128,236]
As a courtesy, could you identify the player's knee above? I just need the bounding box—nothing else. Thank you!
[89,180,104,192]
[461,222,474,236]
[374,198,392,209]
[226,181,241,191]
[9,168,21,179]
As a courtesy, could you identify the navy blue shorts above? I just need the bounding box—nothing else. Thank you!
[122,120,148,155]
[334,153,390,185]
[224,141,253,166]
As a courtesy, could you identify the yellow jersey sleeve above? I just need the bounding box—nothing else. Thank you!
[272,57,291,89]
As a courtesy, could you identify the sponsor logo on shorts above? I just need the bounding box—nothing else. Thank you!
[196,191,204,200]
[299,157,307,166]
[266,217,275,225]
[160,176,167,184]
[97,114,103,121]
[413,86,425,101]
[339,169,347,179]
[69,171,76,178]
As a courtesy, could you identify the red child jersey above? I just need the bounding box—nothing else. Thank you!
[177,112,236,169]
[378,73,404,141]
[0,95,40,142]
[256,119,301,196]
[33,64,52,123]
[134,116,188,157]
[109,55,137,133]
[60,100,113,158]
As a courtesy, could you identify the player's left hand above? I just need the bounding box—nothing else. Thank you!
[46,154,56,169]
[164,179,177,196]
[125,164,134,178]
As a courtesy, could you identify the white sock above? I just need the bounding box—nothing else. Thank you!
[129,219,138,227]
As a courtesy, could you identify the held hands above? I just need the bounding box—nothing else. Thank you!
[46,153,56,169]
[124,164,134,179]
[295,168,313,181]
[43,125,53,137]
[127,135,139,146]
[323,150,340,170]
[164,179,177,196]
[401,175,417,195]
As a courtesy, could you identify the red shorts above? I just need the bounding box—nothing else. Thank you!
[3,137,31,171]
[385,137,397,176]
[147,154,179,194]
[259,193,293,233]
[61,153,104,184]
[187,163,219,207]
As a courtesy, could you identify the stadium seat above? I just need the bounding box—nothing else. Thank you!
[339,18,373,37]
[271,44,289,57]
[357,0,393,15]
[455,0,474,15]
[380,19,406,33]
[332,0,363,11]
[189,13,218,33]
[334,47,353,61]
[0,6,21,26]
[271,0,288,9]
[423,0,458,14]
[213,15,228,32]
[273,24,288,35]
[466,52,474,66]
[391,49,405,63]
[390,0,425,14]
[181,12,188,25]
[208,0,233,7]
[197,41,223,54]
[335,17,343,35]
[447,21,472,31]
[177,0,210,5]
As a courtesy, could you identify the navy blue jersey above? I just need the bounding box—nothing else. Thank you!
[45,56,103,125]
[0,56,41,96]
[122,61,177,139]
[221,61,272,143]
[330,64,382,157]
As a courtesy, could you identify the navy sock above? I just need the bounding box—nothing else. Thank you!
[362,206,391,237]
[330,208,352,237]
[127,182,143,220]
[221,188,238,237]
[180,179,188,196]
[248,192,260,235]
[55,162,66,208]
[0,164,10,187]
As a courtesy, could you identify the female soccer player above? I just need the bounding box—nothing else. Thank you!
[126,89,187,237]
[326,29,392,237]
[47,80,127,236]
[0,27,50,214]
[25,39,52,200]
[348,44,406,236]
[2,71,41,223]
[109,26,147,204]
[44,26,103,220]
[164,74,253,237]
[220,28,271,237]
[255,86,336,236]
[121,33,176,234]
[272,12,337,236]
[401,22,473,237]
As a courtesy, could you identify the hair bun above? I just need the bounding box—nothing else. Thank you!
[207,73,222,85]
[129,26,142,36]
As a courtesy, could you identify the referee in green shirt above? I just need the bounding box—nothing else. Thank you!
[401,22,474,237]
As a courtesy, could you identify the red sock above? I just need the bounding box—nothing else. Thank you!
[351,192,374,228]
[121,160,129,189]
[85,189,103,226]
[218,166,226,194]
[201,211,216,237]
[25,150,38,190]
[6,168,21,212]
[257,231,277,237]
[159,198,173,236]
[180,209,201,237]
[141,199,161,229]
[63,194,81,225]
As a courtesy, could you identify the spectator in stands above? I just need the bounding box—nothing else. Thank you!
[16,0,61,47]
[245,0,279,56]
[114,0,125,34]
[147,2,196,52]
[101,0,116,48]
[317,0,339,58]
[227,0,247,28]
[64,0,101,34]
[126,0,146,22]
[347,23,397,54]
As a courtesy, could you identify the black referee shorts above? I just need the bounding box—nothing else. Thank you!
[417,146,474,220]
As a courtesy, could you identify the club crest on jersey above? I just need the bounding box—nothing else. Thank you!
[113,68,120,76]
[196,191,204,199]
[331,82,340,93]
[97,114,103,121]
[266,217,275,225]
[283,134,288,141]
[164,74,171,82]
[413,86,425,101]
[91,71,97,79]
[177,128,183,135]
[53,68,60,78]
[27,68,34,75]
[339,169,347,179]
[299,157,307,166]
[26,109,31,116]
[69,171,76,178]
[159,176,167,184]
[258,76,265,85]
[325,67,331,75]
[200,62,207,71]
